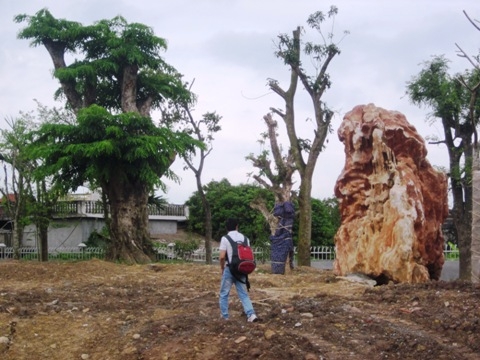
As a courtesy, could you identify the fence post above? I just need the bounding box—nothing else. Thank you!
[0,243,5,259]
[78,242,87,260]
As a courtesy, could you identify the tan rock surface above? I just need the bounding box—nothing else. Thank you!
[334,104,448,283]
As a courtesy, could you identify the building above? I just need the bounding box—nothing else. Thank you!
[0,192,188,249]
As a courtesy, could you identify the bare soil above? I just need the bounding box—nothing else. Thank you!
[0,258,479,360]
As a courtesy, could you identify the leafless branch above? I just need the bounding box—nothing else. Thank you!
[463,10,480,31]
[455,43,480,70]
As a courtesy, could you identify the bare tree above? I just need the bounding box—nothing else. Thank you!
[169,80,222,264]
[180,105,221,264]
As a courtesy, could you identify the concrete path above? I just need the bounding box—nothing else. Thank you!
[310,260,459,281]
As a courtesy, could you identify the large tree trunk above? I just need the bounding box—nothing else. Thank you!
[451,141,473,280]
[297,178,313,266]
[104,180,155,264]
[472,147,480,283]
[453,205,472,280]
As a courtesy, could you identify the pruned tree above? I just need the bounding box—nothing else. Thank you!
[406,55,480,280]
[262,7,347,266]
[247,113,297,234]
[15,9,200,264]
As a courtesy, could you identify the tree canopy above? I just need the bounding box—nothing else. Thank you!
[186,179,273,245]
[30,105,197,195]
[15,9,189,115]
[186,179,339,248]
[406,55,480,279]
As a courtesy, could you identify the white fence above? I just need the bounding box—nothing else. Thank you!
[155,245,335,263]
[0,246,105,261]
[0,243,460,262]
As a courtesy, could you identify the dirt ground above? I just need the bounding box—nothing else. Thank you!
[0,259,479,360]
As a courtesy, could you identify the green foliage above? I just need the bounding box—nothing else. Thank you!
[148,194,168,212]
[445,241,460,261]
[14,9,190,112]
[0,115,38,226]
[406,57,480,188]
[405,56,480,194]
[15,9,202,197]
[15,9,204,263]
[14,9,88,51]
[405,55,480,278]
[274,6,347,89]
[406,56,471,123]
[291,197,339,247]
[86,226,110,248]
[28,105,199,194]
[186,179,274,245]
[173,239,199,259]
[186,180,340,247]
[310,197,340,246]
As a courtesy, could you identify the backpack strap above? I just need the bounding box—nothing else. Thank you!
[224,234,248,264]
[224,234,250,290]
[224,234,236,265]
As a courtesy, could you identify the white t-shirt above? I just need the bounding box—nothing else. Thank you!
[219,230,250,264]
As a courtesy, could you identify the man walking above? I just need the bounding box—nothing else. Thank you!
[219,218,258,322]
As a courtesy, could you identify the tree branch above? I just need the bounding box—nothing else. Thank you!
[463,10,480,31]
[455,43,480,71]
[42,39,83,113]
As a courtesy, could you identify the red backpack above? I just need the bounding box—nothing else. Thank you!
[225,235,256,276]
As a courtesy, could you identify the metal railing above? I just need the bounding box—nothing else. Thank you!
[0,243,460,262]
[50,201,188,217]
[0,246,105,261]
[443,244,460,260]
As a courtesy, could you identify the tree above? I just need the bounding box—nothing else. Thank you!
[247,113,297,234]
[15,9,200,264]
[186,179,274,245]
[310,197,340,247]
[0,107,60,262]
[263,7,347,265]
[406,56,480,280]
[186,179,339,250]
[28,104,86,262]
[0,116,35,259]
[170,84,222,265]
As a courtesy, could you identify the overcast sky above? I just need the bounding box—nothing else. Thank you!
[1,0,478,204]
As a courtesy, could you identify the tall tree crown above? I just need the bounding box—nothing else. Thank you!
[14,8,190,115]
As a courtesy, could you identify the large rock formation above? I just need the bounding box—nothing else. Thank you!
[333,104,448,283]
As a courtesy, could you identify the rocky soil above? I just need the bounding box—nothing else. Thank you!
[0,259,479,360]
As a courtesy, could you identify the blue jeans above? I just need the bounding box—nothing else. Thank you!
[219,267,255,319]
